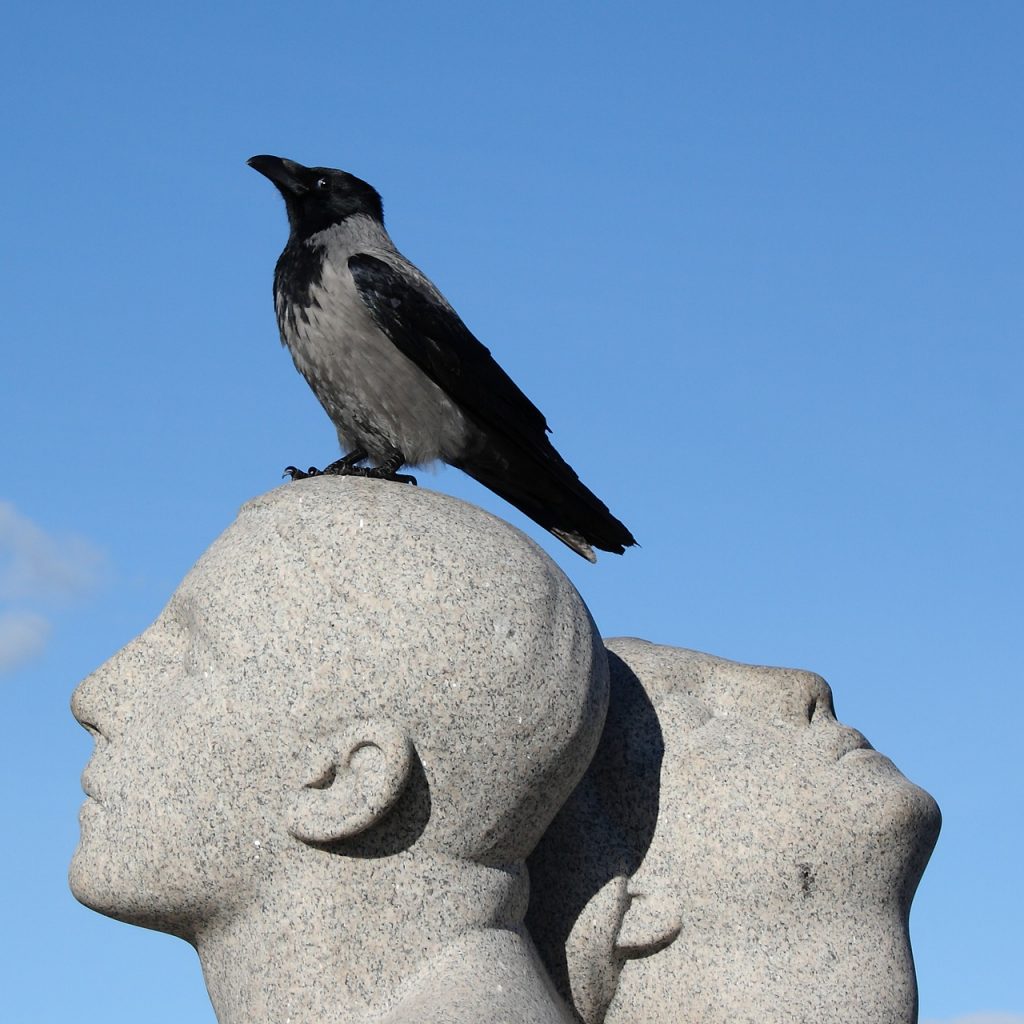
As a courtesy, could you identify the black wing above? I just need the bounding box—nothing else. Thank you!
[349,252,637,558]
[348,253,554,456]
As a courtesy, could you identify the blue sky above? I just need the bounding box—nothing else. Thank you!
[2,2,1021,1020]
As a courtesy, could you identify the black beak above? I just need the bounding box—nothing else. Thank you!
[247,155,308,195]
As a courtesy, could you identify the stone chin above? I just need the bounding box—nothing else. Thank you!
[68,831,141,926]
[69,821,215,941]
[836,750,942,882]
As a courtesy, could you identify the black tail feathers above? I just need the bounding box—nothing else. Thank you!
[455,441,637,562]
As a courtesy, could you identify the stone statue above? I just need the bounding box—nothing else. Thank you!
[70,478,608,1024]
[70,481,939,1023]
[528,638,941,1024]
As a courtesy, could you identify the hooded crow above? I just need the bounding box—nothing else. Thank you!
[248,155,636,562]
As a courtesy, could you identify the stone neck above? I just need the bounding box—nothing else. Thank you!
[193,851,530,1024]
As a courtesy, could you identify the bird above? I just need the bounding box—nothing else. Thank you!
[247,154,637,562]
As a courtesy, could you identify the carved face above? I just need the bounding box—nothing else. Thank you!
[68,524,299,939]
[69,481,607,941]
[602,648,941,1024]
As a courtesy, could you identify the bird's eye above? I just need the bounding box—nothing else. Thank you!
[314,176,331,191]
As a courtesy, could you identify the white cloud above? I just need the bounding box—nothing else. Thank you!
[922,1015,1024,1024]
[0,610,51,673]
[0,501,107,675]
[0,500,105,601]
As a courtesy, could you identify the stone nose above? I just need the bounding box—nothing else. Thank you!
[71,666,109,738]
[70,637,145,740]
[706,661,836,727]
[783,667,835,725]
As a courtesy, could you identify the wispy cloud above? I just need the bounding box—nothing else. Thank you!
[0,611,51,673]
[0,501,107,676]
[0,500,105,601]
[922,1015,1024,1024]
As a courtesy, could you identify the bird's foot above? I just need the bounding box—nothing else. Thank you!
[365,467,417,485]
[283,449,369,481]
[365,450,417,485]
[282,449,416,485]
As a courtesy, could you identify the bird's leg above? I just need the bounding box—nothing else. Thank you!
[322,449,369,475]
[366,450,417,485]
[282,449,368,481]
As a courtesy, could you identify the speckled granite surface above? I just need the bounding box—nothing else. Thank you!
[69,479,939,1023]
[528,638,941,1024]
[71,477,607,1023]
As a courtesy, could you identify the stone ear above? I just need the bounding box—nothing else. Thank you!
[564,875,632,1024]
[288,721,414,844]
[614,885,682,959]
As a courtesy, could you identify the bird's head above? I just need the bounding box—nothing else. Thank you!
[248,155,384,239]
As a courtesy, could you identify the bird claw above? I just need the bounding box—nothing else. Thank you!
[331,465,417,485]
[364,450,416,485]
[283,466,321,481]
[362,465,417,485]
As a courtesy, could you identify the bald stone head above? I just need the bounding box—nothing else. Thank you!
[70,477,608,938]
[529,639,941,1024]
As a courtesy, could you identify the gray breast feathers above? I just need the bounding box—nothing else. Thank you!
[276,255,473,465]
